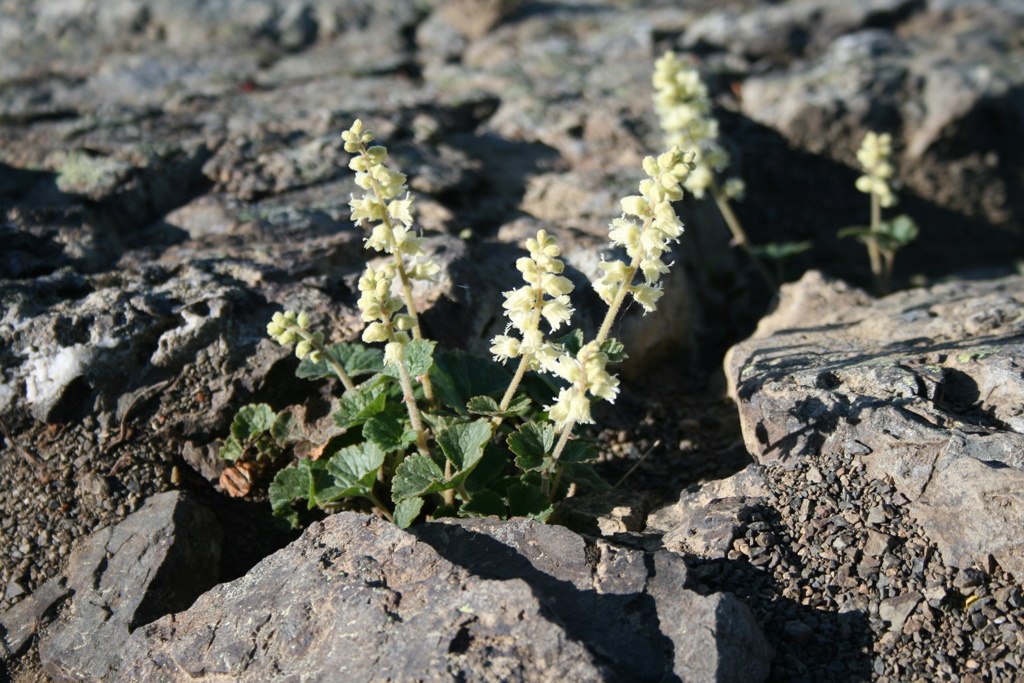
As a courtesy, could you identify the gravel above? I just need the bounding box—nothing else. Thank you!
[681,448,1024,682]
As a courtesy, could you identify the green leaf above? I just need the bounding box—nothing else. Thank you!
[394,497,424,528]
[560,462,613,492]
[363,414,417,454]
[507,422,554,471]
[334,375,395,428]
[421,410,462,433]
[430,504,458,519]
[392,454,447,501]
[437,418,492,478]
[270,410,298,445]
[877,214,919,250]
[219,435,244,462]
[466,394,531,418]
[296,342,384,381]
[231,404,276,443]
[463,444,512,493]
[750,241,813,262]
[268,463,311,527]
[381,339,436,380]
[559,438,598,464]
[599,338,627,364]
[431,349,512,414]
[325,441,386,499]
[459,490,507,518]
[507,482,553,520]
[305,458,343,509]
[551,329,584,357]
[518,370,560,407]
[837,225,873,244]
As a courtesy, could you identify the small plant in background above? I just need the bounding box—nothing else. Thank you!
[653,51,779,291]
[838,131,919,296]
[220,119,696,528]
[750,241,814,286]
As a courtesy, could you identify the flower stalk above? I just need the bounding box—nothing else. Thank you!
[342,120,440,404]
[653,51,776,290]
[268,311,356,391]
[357,265,431,459]
[855,132,896,295]
[529,147,693,495]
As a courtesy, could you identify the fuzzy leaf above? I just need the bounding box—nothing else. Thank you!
[231,404,276,443]
[599,338,628,364]
[270,410,298,445]
[306,458,344,508]
[421,411,461,433]
[437,419,492,480]
[394,497,424,528]
[431,504,458,519]
[466,394,531,418]
[219,435,244,462]
[559,438,598,464]
[507,422,554,471]
[296,342,384,380]
[334,376,395,428]
[381,339,436,380]
[463,445,512,493]
[325,441,386,499]
[430,349,511,414]
[392,454,447,501]
[363,415,417,454]
[459,490,506,518]
[507,482,553,520]
[268,463,310,527]
[561,462,613,492]
[551,329,584,357]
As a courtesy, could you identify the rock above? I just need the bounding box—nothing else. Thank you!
[37,492,222,683]
[738,2,1024,235]
[649,464,771,559]
[0,577,70,658]
[879,591,922,633]
[76,513,776,683]
[550,489,655,537]
[726,271,1024,580]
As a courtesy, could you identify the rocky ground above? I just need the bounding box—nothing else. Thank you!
[2,0,1024,681]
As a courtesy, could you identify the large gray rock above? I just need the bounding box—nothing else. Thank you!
[36,491,222,683]
[725,271,1024,579]
[737,3,1024,232]
[83,513,774,683]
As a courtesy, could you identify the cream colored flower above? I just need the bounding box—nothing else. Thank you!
[653,51,741,200]
[490,230,576,368]
[344,119,440,284]
[856,132,897,208]
[599,146,691,310]
[545,341,620,429]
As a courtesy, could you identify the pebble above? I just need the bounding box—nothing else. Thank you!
[680,449,1024,681]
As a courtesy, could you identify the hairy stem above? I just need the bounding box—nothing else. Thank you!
[389,339,431,459]
[596,251,642,344]
[498,283,546,417]
[543,420,576,497]
[296,328,355,391]
[867,191,886,295]
[365,491,394,522]
[711,180,777,292]
[360,143,436,406]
